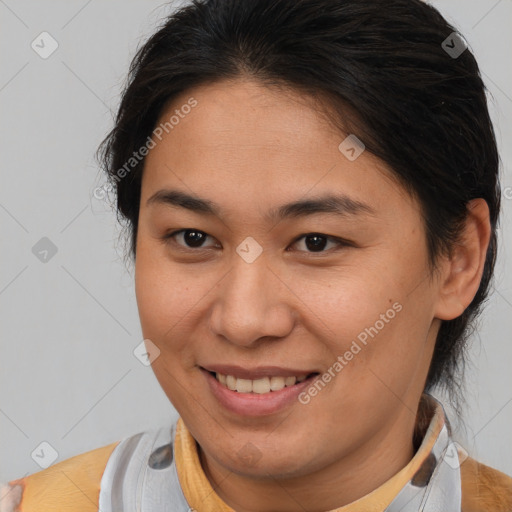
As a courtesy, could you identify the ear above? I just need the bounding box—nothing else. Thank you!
[434,198,491,321]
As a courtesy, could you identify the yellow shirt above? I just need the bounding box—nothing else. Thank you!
[3,395,512,511]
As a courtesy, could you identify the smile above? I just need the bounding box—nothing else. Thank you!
[200,367,321,416]
[213,372,310,393]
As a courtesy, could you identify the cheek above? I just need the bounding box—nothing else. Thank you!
[299,256,433,398]
[288,266,401,347]
[134,239,197,344]
[134,242,204,407]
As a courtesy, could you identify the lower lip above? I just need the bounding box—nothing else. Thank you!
[201,368,319,416]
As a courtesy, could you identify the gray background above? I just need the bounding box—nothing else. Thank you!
[1,0,511,483]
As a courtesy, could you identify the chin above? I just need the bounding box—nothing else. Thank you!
[209,434,318,479]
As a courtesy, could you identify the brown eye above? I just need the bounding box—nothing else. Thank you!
[290,233,348,253]
[163,229,218,249]
[182,230,207,247]
[304,234,328,252]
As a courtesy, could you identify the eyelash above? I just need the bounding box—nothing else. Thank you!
[161,229,352,254]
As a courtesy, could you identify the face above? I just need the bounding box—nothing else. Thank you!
[135,78,443,479]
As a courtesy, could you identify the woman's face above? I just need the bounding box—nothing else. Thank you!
[135,78,444,479]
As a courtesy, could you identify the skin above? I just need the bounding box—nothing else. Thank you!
[134,78,490,511]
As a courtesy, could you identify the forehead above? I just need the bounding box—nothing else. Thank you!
[141,78,416,222]
[157,79,339,156]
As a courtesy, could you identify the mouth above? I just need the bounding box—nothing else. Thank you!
[207,370,318,394]
[199,367,321,416]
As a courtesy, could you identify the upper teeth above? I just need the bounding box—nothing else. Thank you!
[215,373,308,393]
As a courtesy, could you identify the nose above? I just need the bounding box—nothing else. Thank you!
[209,257,296,347]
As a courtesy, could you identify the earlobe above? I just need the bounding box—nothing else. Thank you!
[434,198,491,321]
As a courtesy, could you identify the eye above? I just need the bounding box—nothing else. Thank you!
[289,233,349,253]
[163,229,219,249]
[162,229,350,254]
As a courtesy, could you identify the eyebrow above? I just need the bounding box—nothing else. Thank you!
[146,188,376,222]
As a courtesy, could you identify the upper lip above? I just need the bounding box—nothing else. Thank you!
[200,364,318,380]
